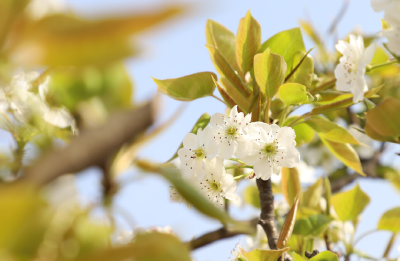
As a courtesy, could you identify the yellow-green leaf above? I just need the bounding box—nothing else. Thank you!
[0,0,30,49]
[324,177,332,216]
[277,196,300,249]
[279,83,309,106]
[153,72,217,101]
[377,207,400,232]
[304,115,361,145]
[260,28,305,76]
[214,78,239,110]
[220,77,251,113]
[302,178,323,210]
[331,184,370,222]
[366,97,400,137]
[236,10,261,74]
[254,48,287,99]
[310,251,339,261]
[320,137,365,176]
[244,185,260,209]
[281,167,302,206]
[243,247,290,261]
[381,19,391,30]
[289,50,314,88]
[293,214,333,237]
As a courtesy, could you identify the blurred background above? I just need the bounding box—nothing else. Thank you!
[1,0,400,260]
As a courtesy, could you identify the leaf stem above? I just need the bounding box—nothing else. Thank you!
[366,60,398,72]
[229,158,245,164]
[383,233,397,259]
[265,98,271,124]
[287,112,311,127]
[225,165,253,170]
[233,171,254,180]
[212,94,226,105]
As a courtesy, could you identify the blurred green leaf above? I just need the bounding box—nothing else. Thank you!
[153,72,217,101]
[282,117,315,146]
[324,177,332,216]
[244,185,260,209]
[11,7,182,65]
[377,166,400,192]
[281,167,302,206]
[166,113,210,163]
[320,137,365,176]
[243,247,290,261]
[293,214,333,237]
[381,19,391,30]
[304,115,361,145]
[289,50,314,88]
[206,45,250,97]
[236,10,261,74]
[310,251,339,261]
[0,0,30,49]
[331,183,370,222]
[205,20,241,77]
[279,83,309,106]
[302,178,322,210]
[270,99,285,119]
[254,48,287,99]
[260,28,305,76]
[377,207,400,232]
[366,97,400,137]
[292,252,306,261]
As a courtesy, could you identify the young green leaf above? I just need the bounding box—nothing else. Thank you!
[213,78,240,110]
[236,10,261,75]
[310,251,339,261]
[283,117,315,146]
[166,113,211,163]
[324,177,332,216]
[278,83,309,106]
[288,50,314,88]
[260,28,305,75]
[320,137,365,176]
[302,178,323,210]
[244,185,261,209]
[281,167,302,206]
[381,19,391,30]
[206,45,250,97]
[277,195,300,249]
[304,115,362,145]
[243,248,290,261]
[220,77,251,113]
[366,97,400,137]
[153,72,217,101]
[377,207,400,232]
[254,48,287,99]
[331,183,370,222]
[293,214,334,237]
[205,19,241,76]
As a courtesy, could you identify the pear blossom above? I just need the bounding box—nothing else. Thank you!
[178,125,219,180]
[242,123,300,180]
[381,25,400,56]
[334,34,376,103]
[210,105,252,159]
[199,158,238,207]
[370,0,398,12]
[169,186,191,208]
[229,242,246,261]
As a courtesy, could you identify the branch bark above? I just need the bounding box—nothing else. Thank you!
[20,101,155,186]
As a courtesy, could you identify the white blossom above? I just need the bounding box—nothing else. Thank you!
[178,126,219,180]
[371,0,397,12]
[199,158,238,207]
[210,105,252,159]
[381,25,400,56]
[229,242,245,261]
[270,160,316,185]
[334,34,376,103]
[242,123,300,181]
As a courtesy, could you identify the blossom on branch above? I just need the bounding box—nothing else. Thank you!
[334,34,375,103]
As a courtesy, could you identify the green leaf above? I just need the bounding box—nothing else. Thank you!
[377,166,400,192]
[311,86,382,115]
[220,77,251,113]
[283,117,315,146]
[254,48,287,99]
[279,83,309,106]
[331,183,370,222]
[302,178,323,210]
[320,137,365,176]
[277,196,300,249]
[11,8,182,65]
[236,10,261,74]
[214,78,239,110]
[381,19,391,30]
[304,115,361,145]
[366,97,400,137]
[205,20,241,77]
[293,214,334,237]
[292,252,306,261]
[324,177,332,216]
[244,185,260,209]
[0,0,30,49]
[281,167,302,206]
[377,207,400,232]
[289,50,314,88]
[153,72,217,101]
[243,248,290,261]
[310,251,339,261]
[260,28,305,76]
[206,45,250,97]
[166,113,210,163]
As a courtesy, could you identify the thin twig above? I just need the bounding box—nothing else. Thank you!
[212,94,226,105]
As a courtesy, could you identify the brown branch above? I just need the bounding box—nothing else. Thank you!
[20,101,155,186]
[187,218,259,250]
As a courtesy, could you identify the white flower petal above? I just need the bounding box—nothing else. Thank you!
[235,137,252,159]
[183,133,198,149]
[371,0,392,12]
[279,147,300,168]
[219,140,236,159]
[253,158,272,180]
[276,127,296,147]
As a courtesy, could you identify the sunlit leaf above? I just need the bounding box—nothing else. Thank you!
[254,48,287,99]
[302,178,322,210]
[279,83,309,106]
[236,10,261,74]
[377,166,400,192]
[284,117,315,146]
[0,0,30,49]
[293,214,333,237]
[310,251,339,261]
[366,97,400,137]
[324,177,332,216]
[377,207,400,232]
[205,19,241,77]
[220,77,251,113]
[320,137,365,176]
[331,183,370,222]
[214,78,239,110]
[153,72,217,101]
[289,50,314,88]
[244,185,260,209]
[277,196,300,249]
[304,115,361,145]
[260,28,305,76]
[292,252,306,261]
[166,113,210,163]
[281,167,302,206]
[243,247,290,261]
[381,19,391,30]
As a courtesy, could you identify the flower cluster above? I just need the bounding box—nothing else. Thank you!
[171,106,300,207]
[0,71,75,132]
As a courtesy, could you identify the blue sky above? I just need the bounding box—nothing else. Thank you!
[65,0,400,260]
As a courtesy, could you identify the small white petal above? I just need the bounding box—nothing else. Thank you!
[183,133,198,149]
[253,158,272,180]
[219,140,236,159]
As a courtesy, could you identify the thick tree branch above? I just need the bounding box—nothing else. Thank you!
[20,101,155,186]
